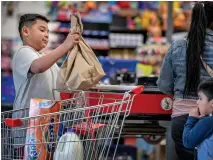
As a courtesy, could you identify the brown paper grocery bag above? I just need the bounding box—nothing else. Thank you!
[56,12,105,90]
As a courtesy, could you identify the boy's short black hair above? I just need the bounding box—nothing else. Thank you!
[198,79,213,101]
[18,14,49,40]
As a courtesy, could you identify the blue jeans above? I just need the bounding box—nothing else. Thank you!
[171,114,195,160]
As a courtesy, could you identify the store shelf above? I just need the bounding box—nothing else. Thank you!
[110,46,137,49]
[51,28,70,33]
[110,27,147,33]
[92,46,110,50]
[2,103,13,112]
[50,45,109,51]
[1,68,12,71]
[54,19,70,23]
[54,18,111,24]
[110,27,148,43]
[83,30,109,37]
[50,29,109,38]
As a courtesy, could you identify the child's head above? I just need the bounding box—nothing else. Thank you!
[19,14,49,51]
[197,79,213,115]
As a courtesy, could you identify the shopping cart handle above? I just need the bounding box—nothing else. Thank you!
[5,118,23,127]
[131,85,144,94]
[92,85,144,93]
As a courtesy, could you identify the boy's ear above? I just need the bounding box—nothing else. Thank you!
[22,26,30,37]
[211,99,213,108]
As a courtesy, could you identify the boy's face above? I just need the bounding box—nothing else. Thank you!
[197,91,213,116]
[23,19,49,51]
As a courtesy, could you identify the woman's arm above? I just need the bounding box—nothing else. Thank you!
[157,43,174,96]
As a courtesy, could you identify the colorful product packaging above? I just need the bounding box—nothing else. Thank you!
[24,98,61,160]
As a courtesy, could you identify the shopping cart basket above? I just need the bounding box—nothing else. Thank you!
[1,85,143,160]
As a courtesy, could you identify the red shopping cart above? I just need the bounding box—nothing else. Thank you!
[1,85,143,160]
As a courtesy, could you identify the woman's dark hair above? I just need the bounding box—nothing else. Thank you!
[184,1,213,98]
[198,79,213,101]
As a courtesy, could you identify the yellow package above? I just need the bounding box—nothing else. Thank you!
[24,98,61,160]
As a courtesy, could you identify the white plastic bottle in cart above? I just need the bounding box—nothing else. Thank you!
[54,129,83,160]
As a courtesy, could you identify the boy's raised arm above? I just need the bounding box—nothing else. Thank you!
[30,32,80,74]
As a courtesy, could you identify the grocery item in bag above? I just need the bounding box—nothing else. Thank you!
[24,99,61,160]
[54,129,84,160]
[56,12,105,90]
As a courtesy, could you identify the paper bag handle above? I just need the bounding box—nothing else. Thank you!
[70,12,83,34]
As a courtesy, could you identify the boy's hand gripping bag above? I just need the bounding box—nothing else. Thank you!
[56,12,105,90]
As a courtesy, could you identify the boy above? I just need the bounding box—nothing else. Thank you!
[11,14,80,158]
[183,79,213,160]
[12,13,80,117]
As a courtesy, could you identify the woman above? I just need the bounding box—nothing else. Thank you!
[157,2,213,159]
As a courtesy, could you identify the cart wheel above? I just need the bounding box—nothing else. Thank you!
[143,135,165,145]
